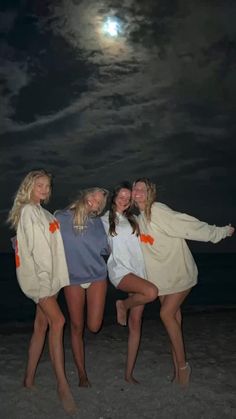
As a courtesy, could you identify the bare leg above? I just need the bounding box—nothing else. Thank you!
[159,290,192,387]
[116,274,158,326]
[24,305,48,388]
[160,296,182,382]
[38,296,77,414]
[170,309,182,382]
[86,280,107,333]
[125,304,144,384]
[64,285,89,387]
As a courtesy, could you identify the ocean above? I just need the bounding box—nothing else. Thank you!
[1,252,236,325]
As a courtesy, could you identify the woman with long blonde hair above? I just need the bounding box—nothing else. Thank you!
[8,169,77,414]
[55,187,109,387]
[132,177,235,387]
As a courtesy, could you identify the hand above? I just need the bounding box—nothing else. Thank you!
[228,225,235,236]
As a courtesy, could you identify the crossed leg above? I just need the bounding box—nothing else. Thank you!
[116,273,158,326]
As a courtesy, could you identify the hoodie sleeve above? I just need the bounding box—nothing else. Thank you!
[18,205,35,253]
[19,205,52,298]
[152,203,231,243]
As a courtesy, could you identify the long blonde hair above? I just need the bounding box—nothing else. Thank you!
[133,177,156,221]
[68,187,109,231]
[7,169,52,230]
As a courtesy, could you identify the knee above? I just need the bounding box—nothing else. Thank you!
[160,306,172,324]
[176,310,182,324]
[49,313,65,332]
[87,319,102,334]
[146,284,158,302]
[70,321,84,336]
[34,317,48,335]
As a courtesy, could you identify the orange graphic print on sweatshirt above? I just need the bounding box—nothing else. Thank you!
[140,234,154,245]
[15,239,20,268]
[49,220,60,233]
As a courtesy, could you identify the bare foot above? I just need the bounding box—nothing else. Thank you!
[178,363,191,388]
[23,377,36,390]
[116,300,127,326]
[79,376,91,388]
[125,376,140,384]
[58,387,78,415]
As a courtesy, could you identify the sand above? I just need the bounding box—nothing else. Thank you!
[0,309,236,419]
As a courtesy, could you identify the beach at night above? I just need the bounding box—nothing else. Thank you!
[1,253,236,418]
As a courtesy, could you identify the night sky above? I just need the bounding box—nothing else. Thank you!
[1,0,236,252]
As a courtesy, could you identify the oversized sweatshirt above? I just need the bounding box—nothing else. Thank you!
[55,210,109,285]
[138,202,232,295]
[14,204,69,303]
[101,211,147,287]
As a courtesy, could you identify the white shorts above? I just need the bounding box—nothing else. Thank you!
[80,282,91,289]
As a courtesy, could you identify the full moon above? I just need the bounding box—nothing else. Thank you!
[103,17,121,37]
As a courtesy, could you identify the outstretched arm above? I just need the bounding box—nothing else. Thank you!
[153,204,234,243]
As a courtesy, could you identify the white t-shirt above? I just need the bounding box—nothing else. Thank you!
[101,211,147,287]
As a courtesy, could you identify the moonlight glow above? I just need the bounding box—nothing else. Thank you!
[103,17,121,37]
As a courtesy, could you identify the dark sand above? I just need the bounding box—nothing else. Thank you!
[0,309,235,419]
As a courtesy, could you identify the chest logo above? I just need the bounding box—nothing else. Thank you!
[49,220,60,233]
[140,234,154,245]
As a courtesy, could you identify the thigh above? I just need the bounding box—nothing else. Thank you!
[64,285,85,326]
[160,289,191,314]
[118,273,154,294]
[86,280,107,324]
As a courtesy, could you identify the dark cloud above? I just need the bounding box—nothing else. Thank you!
[1,0,236,251]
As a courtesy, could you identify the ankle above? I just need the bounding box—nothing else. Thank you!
[179,362,189,370]
[23,376,34,388]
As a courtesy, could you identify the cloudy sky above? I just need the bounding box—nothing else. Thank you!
[1,0,236,252]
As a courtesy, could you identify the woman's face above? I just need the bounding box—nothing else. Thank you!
[87,191,105,213]
[114,188,131,213]
[132,181,148,208]
[31,176,51,204]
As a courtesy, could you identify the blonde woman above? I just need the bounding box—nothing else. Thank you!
[55,188,109,388]
[8,169,77,414]
[132,177,235,387]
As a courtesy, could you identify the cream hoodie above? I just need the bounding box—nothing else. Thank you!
[138,203,231,295]
[14,204,69,303]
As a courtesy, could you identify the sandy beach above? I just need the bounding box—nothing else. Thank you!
[0,308,235,419]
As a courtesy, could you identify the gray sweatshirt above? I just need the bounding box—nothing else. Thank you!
[56,210,109,285]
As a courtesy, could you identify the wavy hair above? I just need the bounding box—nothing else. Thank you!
[68,187,109,231]
[133,177,157,221]
[8,169,52,230]
[108,181,140,236]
